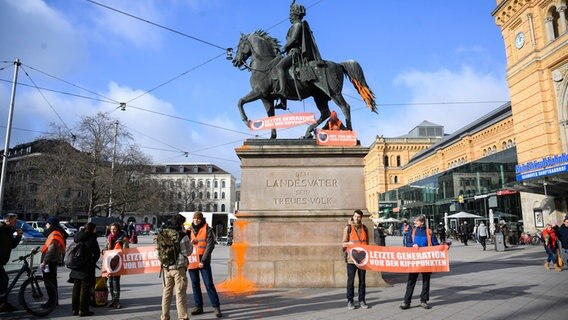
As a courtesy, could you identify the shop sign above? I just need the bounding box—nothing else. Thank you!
[515,164,568,181]
[515,153,568,174]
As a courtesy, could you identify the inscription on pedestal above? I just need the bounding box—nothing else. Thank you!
[266,171,338,206]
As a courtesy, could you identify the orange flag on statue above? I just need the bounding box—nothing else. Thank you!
[346,244,450,273]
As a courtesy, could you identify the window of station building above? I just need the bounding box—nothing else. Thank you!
[221,204,226,212]
[546,6,561,41]
[396,155,401,166]
[394,176,399,183]
[221,180,226,188]
[384,156,389,167]
[222,192,226,199]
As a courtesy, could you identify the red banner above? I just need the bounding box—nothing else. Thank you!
[102,246,200,276]
[249,113,316,131]
[315,129,357,146]
[346,244,450,273]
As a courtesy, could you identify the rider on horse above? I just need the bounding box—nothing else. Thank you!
[275,0,322,100]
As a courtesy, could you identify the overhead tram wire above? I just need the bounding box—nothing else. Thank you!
[21,63,119,105]
[125,52,226,104]
[0,79,119,106]
[85,0,227,51]
[128,126,187,154]
[20,65,74,136]
[0,126,50,135]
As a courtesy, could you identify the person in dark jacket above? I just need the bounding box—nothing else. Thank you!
[559,218,568,266]
[69,223,100,317]
[0,213,23,313]
[400,215,441,310]
[374,223,386,246]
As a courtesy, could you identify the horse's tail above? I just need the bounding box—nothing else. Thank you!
[341,60,377,113]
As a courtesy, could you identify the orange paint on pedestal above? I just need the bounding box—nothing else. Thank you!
[217,220,257,295]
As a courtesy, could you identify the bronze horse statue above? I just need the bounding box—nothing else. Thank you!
[232,30,377,139]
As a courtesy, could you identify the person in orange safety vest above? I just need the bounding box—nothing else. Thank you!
[41,216,68,306]
[323,110,347,130]
[342,209,369,310]
[187,212,222,318]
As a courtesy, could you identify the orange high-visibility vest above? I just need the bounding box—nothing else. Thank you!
[42,229,66,254]
[349,224,368,245]
[191,223,209,255]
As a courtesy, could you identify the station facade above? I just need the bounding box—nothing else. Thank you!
[364,0,568,233]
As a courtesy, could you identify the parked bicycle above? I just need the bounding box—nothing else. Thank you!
[0,246,57,316]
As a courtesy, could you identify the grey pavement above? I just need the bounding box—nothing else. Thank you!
[2,235,567,320]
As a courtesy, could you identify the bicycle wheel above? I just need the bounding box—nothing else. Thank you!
[18,276,58,316]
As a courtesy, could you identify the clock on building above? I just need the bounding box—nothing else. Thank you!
[515,32,525,49]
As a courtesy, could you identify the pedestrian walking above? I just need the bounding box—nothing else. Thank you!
[477,221,488,251]
[342,209,369,310]
[400,215,441,310]
[374,223,386,246]
[187,212,223,318]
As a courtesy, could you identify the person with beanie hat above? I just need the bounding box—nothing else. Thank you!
[41,216,68,307]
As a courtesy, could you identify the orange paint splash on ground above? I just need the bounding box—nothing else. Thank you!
[217,220,258,295]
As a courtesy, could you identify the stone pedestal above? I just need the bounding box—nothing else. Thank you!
[229,139,387,288]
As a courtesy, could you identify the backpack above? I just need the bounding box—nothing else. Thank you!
[156,228,182,267]
[65,241,85,269]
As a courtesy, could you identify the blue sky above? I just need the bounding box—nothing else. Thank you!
[0,0,510,178]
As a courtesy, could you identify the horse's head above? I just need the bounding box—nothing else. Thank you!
[232,33,251,68]
[232,30,280,69]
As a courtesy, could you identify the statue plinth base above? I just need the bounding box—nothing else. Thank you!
[229,139,387,288]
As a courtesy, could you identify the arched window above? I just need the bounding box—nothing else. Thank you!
[207,192,211,199]
[492,145,497,153]
[502,141,507,149]
[221,204,226,212]
[396,156,401,167]
[214,192,218,199]
[191,180,196,188]
[222,192,226,199]
[213,204,218,212]
[483,149,487,156]
[207,180,211,188]
[546,6,561,41]
[199,192,203,199]
[507,139,513,148]
[198,204,203,212]
[198,180,203,188]
[221,180,226,188]
[384,156,389,167]
[214,180,218,188]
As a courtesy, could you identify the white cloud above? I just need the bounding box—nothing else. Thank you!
[365,66,510,142]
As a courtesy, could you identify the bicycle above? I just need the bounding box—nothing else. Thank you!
[0,246,58,316]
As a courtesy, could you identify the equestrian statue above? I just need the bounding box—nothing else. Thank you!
[232,0,377,139]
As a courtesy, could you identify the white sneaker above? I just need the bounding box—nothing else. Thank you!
[359,301,368,309]
[347,301,355,310]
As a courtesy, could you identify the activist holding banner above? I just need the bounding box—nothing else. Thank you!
[104,222,129,309]
[400,215,445,310]
[158,213,192,320]
[187,212,222,318]
[342,209,369,310]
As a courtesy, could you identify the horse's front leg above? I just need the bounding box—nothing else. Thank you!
[261,97,277,139]
[238,90,264,127]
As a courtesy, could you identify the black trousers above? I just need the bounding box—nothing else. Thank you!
[346,263,366,303]
[403,272,431,305]
[0,265,8,304]
[72,279,92,313]
[43,263,58,304]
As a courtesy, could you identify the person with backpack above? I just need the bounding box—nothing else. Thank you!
[0,213,23,313]
[400,215,442,310]
[342,209,369,310]
[187,211,222,318]
[69,222,100,317]
[104,222,128,309]
[40,216,68,307]
[158,214,192,320]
